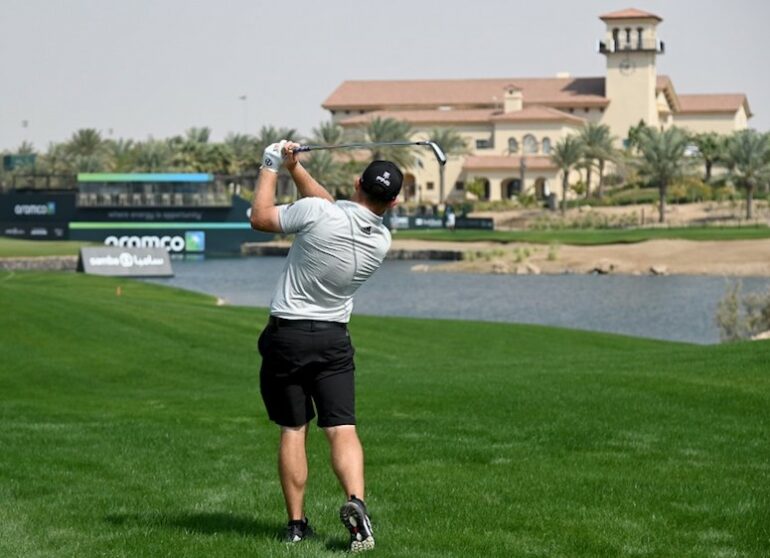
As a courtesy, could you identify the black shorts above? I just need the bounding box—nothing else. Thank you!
[258,316,356,428]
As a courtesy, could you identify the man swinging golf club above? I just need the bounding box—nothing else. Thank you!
[250,139,403,552]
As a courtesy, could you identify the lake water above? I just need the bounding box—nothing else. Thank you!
[147,257,770,345]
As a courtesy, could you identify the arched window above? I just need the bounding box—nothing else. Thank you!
[542,137,552,155]
[507,137,519,154]
[523,134,538,154]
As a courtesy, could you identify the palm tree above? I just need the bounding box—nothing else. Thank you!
[635,126,691,223]
[223,133,259,174]
[170,127,213,171]
[311,121,346,146]
[64,128,108,172]
[134,139,173,172]
[426,128,470,202]
[578,122,615,198]
[550,135,584,215]
[255,125,297,153]
[723,130,770,220]
[363,117,414,169]
[691,132,725,182]
[105,138,136,172]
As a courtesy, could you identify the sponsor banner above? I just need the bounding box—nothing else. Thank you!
[388,216,410,230]
[455,217,495,230]
[0,222,68,239]
[0,192,76,221]
[102,231,206,253]
[384,215,494,230]
[77,247,174,277]
[69,227,267,255]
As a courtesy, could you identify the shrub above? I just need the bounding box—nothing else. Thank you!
[716,281,770,342]
[547,242,560,261]
[473,199,522,212]
[602,173,625,187]
[669,176,712,203]
[528,210,641,230]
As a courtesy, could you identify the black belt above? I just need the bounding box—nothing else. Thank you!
[268,316,347,330]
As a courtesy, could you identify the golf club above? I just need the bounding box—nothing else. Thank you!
[293,140,447,166]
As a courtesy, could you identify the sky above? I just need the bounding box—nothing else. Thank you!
[1,0,768,152]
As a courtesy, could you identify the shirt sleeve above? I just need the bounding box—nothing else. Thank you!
[278,197,329,234]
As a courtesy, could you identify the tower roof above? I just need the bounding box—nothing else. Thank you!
[599,8,662,22]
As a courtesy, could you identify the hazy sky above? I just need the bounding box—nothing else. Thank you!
[2,0,768,151]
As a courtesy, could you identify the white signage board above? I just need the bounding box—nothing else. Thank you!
[77,247,174,277]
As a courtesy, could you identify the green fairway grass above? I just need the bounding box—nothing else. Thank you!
[1,272,768,557]
[395,225,770,245]
[0,237,91,258]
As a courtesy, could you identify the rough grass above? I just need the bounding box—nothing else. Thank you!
[396,226,770,245]
[1,272,768,557]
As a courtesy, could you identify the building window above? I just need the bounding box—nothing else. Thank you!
[625,27,631,47]
[568,108,574,113]
[584,107,590,113]
[455,181,464,191]
[426,182,434,191]
[637,27,644,48]
[612,28,619,50]
[475,138,491,149]
[523,134,538,154]
[508,137,519,153]
[542,137,552,155]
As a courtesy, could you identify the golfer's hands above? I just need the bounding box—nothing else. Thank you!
[261,140,287,173]
[282,141,301,171]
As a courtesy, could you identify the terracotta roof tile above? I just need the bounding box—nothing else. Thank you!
[490,105,586,124]
[339,109,494,126]
[678,94,750,115]
[600,8,662,21]
[323,77,608,111]
[337,105,586,127]
[463,155,557,171]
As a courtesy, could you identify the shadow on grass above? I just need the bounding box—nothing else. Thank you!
[105,511,278,539]
[106,511,352,552]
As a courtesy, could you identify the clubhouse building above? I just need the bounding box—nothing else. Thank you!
[321,8,752,204]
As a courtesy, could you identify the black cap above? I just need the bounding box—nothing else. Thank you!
[360,160,403,202]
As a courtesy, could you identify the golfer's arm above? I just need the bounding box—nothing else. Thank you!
[288,163,334,202]
[249,169,282,233]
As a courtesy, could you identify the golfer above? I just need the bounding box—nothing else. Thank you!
[249,140,403,552]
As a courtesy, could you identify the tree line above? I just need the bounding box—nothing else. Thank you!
[3,119,769,222]
[551,123,770,222]
[1,119,467,200]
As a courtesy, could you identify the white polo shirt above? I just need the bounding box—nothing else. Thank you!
[269,197,391,323]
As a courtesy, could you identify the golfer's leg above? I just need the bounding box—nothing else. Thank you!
[324,425,365,499]
[279,424,309,521]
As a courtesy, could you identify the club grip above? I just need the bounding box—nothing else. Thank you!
[293,145,312,153]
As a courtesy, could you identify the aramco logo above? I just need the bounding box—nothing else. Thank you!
[104,231,205,253]
[14,202,56,216]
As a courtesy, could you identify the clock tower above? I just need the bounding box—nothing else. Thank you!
[598,8,664,142]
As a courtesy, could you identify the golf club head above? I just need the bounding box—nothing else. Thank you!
[419,141,447,166]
